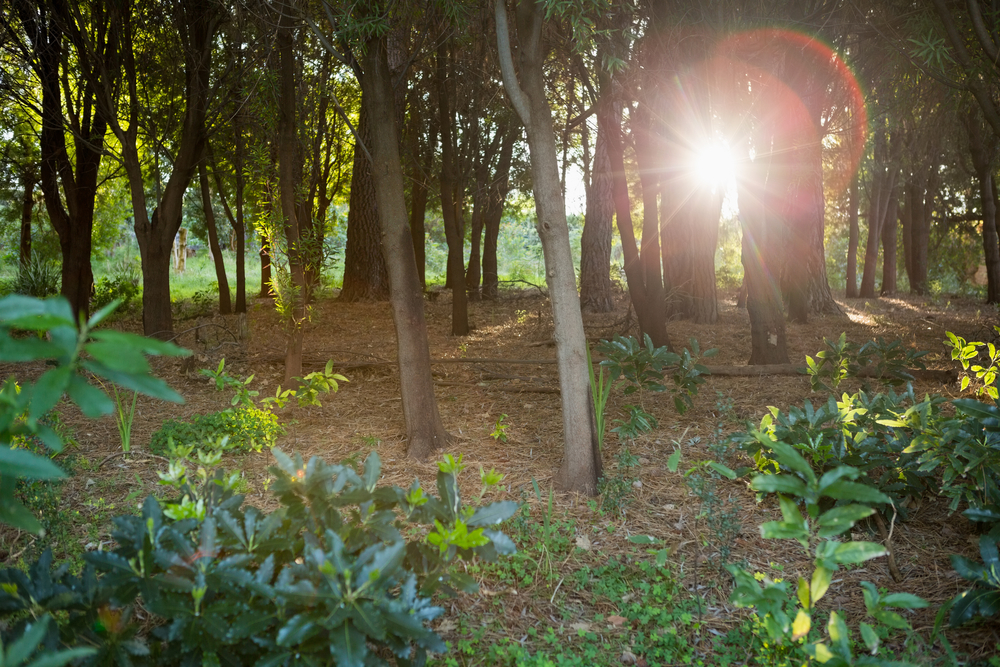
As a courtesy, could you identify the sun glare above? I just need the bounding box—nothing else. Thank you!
[691,140,737,188]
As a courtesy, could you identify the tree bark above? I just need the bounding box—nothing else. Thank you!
[579,90,614,314]
[859,128,900,299]
[967,110,1000,304]
[199,164,232,314]
[633,105,669,334]
[436,42,469,336]
[483,123,517,300]
[209,142,247,313]
[19,169,35,271]
[846,175,859,297]
[880,184,899,296]
[496,0,602,494]
[359,33,451,459]
[341,103,390,301]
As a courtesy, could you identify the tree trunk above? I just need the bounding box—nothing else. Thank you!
[880,185,899,296]
[359,33,451,459]
[483,123,516,300]
[579,91,614,313]
[632,106,669,335]
[967,111,1000,304]
[606,90,670,349]
[496,0,601,494]
[209,142,247,313]
[199,164,232,314]
[409,174,429,289]
[341,103,390,301]
[910,172,936,295]
[19,169,35,271]
[859,129,899,299]
[738,138,789,365]
[436,42,469,336]
[846,175,859,297]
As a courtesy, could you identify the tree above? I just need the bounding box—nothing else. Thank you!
[495,0,601,494]
[965,107,1000,304]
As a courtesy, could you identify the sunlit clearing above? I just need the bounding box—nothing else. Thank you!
[691,140,736,188]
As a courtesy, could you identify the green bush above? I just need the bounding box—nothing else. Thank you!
[148,407,283,455]
[90,274,141,312]
[5,254,60,298]
[0,449,517,667]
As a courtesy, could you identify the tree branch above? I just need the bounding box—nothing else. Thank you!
[494,0,531,125]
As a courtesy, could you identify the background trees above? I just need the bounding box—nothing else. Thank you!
[5,0,1000,487]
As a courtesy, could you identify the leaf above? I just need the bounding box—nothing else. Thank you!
[817,504,875,538]
[811,566,831,606]
[28,366,71,420]
[65,374,114,418]
[750,474,807,497]
[329,621,368,667]
[276,614,318,646]
[88,330,189,357]
[81,362,183,403]
[468,501,519,527]
[627,534,658,544]
[791,608,811,640]
[860,622,879,654]
[666,448,681,473]
[483,530,517,555]
[821,480,891,505]
[880,592,929,609]
[0,448,66,481]
[797,576,810,609]
[362,451,381,491]
[707,461,737,479]
[763,439,815,482]
[832,541,887,564]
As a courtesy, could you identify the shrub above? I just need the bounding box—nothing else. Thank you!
[148,407,283,455]
[5,254,60,298]
[0,449,517,667]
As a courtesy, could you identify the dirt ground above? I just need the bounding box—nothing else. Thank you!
[3,284,1000,661]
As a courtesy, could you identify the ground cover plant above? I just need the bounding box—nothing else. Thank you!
[2,290,1000,666]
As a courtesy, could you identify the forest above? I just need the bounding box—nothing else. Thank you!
[2,0,1000,665]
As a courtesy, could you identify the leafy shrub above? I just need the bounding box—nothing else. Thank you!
[806,333,928,393]
[148,407,282,455]
[5,254,60,298]
[0,449,517,667]
[947,328,1000,400]
[728,441,929,665]
[943,534,1000,627]
[91,260,141,312]
[0,295,187,533]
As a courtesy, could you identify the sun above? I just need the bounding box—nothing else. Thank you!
[690,139,737,188]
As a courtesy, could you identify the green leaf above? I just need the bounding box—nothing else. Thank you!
[362,451,381,491]
[483,530,516,555]
[468,501,519,527]
[6,616,50,667]
[832,541,887,564]
[759,520,808,541]
[276,614,318,646]
[860,622,879,653]
[821,480,891,505]
[628,535,658,545]
[880,592,929,609]
[763,439,815,482]
[817,504,875,538]
[0,494,43,534]
[0,296,74,328]
[84,341,151,375]
[811,566,831,606]
[81,361,184,403]
[750,474,807,497]
[65,374,114,418]
[707,461,737,479]
[88,330,189,357]
[0,337,63,362]
[28,366,71,420]
[666,448,681,473]
[0,448,66,481]
[329,621,367,667]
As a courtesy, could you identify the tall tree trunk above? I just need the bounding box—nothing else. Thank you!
[579,91,614,314]
[846,174,859,297]
[359,33,451,459]
[19,169,35,271]
[409,175,429,289]
[632,105,669,336]
[496,0,601,494]
[482,123,516,300]
[209,143,248,313]
[606,92,670,349]
[259,233,272,298]
[738,137,789,365]
[199,164,232,314]
[967,111,1000,304]
[880,185,899,296]
[910,171,936,295]
[859,129,899,299]
[341,104,390,301]
[436,42,469,336]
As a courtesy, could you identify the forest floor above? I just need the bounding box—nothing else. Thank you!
[3,284,1000,665]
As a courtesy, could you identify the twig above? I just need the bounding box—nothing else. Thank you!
[874,508,903,583]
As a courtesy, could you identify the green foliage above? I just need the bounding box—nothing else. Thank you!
[943,534,1000,627]
[0,295,187,534]
[490,414,509,443]
[148,407,283,456]
[110,385,138,454]
[295,360,348,407]
[597,448,639,516]
[200,358,259,409]
[947,328,1000,400]
[0,615,95,667]
[610,404,656,442]
[806,333,928,393]
[4,254,60,299]
[727,440,927,666]
[670,442,740,567]
[586,345,613,451]
[0,450,518,667]
[90,260,141,313]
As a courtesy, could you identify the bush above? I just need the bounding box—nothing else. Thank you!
[0,449,517,667]
[5,254,60,298]
[148,407,283,455]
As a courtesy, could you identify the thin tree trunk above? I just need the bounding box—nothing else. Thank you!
[483,123,516,300]
[633,106,669,337]
[846,175,859,297]
[968,111,1000,304]
[360,33,451,459]
[19,170,35,271]
[880,185,899,296]
[199,163,232,314]
[496,0,601,494]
